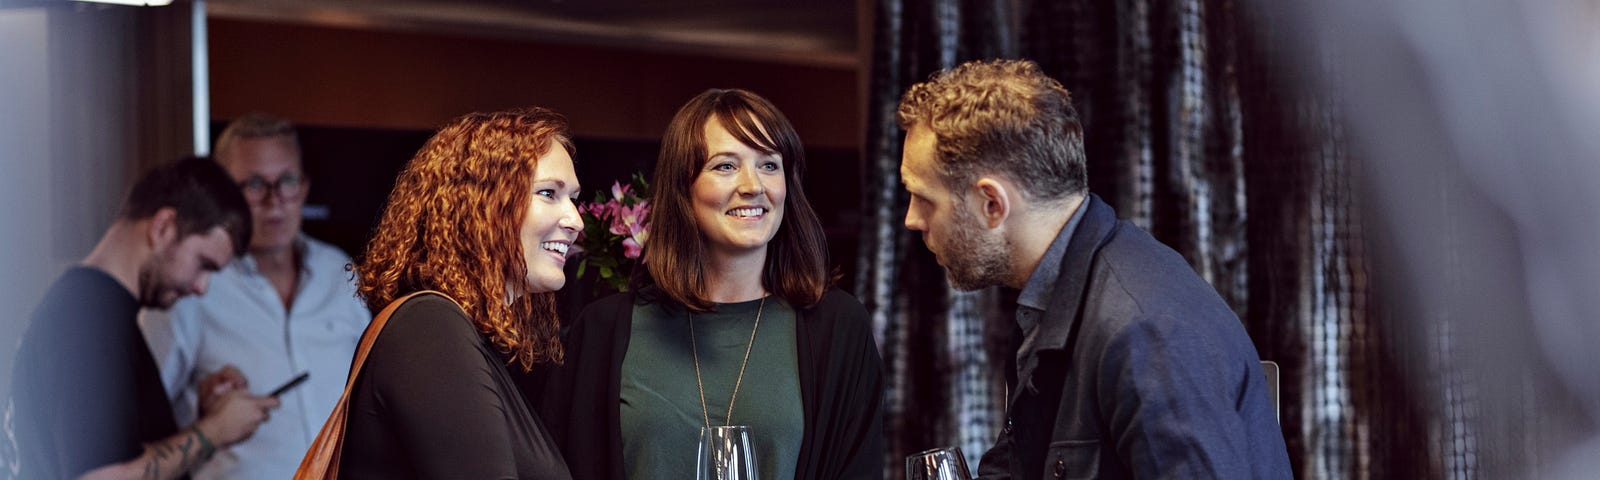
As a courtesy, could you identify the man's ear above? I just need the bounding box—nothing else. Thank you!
[148,207,179,250]
[974,177,1011,229]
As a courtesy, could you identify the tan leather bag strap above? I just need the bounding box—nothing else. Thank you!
[293,290,448,479]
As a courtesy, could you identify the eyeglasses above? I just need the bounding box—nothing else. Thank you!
[237,173,307,202]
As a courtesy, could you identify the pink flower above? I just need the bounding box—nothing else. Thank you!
[624,218,649,260]
[574,175,652,288]
[607,201,623,222]
[610,202,647,236]
[611,181,631,202]
[622,236,644,259]
[582,202,609,220]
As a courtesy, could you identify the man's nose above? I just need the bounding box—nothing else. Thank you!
[192,273,211,296]
[904,204,925,231]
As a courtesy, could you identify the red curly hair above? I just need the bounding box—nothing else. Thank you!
[355,107,573,370]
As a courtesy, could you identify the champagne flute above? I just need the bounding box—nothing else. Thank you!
[906,446,972,480]
[696,425,759,480]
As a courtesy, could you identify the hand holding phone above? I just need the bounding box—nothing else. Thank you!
[269,372,310,398]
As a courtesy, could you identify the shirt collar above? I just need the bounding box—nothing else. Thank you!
[1009,195,1094,404]
[1016,198,1088,325]
[236,234,310,276]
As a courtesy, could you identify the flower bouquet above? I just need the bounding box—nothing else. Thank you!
[575,173,650,293]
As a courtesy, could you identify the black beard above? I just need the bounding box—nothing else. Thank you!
[136,251,178,309]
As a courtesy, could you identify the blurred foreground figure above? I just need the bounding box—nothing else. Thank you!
[1262,0,1600,477]
[3,158,279,480]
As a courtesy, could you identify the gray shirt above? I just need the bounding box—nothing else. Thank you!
[1013,199,1087,393]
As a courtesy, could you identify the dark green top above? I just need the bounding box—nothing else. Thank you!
[620,296,803,480]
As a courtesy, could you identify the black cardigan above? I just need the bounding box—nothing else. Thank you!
[530,287,885,480]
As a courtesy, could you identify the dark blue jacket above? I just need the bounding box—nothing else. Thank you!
[978,195,1292,479]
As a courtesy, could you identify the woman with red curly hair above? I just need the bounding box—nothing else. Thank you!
[337,107,581,479]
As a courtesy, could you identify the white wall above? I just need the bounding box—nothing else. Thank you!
[0,7,61,398]
[0,3,184,396]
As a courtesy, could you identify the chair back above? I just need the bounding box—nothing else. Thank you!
[1261,360,1281,422]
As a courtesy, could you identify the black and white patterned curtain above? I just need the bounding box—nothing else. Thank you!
[856,0,1460,478]
[856,2,1017,478]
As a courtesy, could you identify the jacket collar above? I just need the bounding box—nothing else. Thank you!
[1011,193,1119,404]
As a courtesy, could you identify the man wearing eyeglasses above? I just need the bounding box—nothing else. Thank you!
[140,113,372,480]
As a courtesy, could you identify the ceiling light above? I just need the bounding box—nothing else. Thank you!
[72,0,173,6]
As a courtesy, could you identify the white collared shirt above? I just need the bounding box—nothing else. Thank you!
[140,235,371,480]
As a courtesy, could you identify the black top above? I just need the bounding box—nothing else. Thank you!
[529,287,885,480]
[339,294,571,480]
[5,267,179,479]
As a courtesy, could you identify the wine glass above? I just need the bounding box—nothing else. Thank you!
[696,425,759,480]
[906,446,972,480]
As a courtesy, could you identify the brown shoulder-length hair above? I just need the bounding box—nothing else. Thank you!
[637,88,830,312]
[355,107,573,370]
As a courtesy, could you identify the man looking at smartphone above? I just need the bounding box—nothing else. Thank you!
[140,114,371,480]
[5,158,279,480]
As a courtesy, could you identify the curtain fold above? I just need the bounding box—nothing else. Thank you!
[857,1,1016,478]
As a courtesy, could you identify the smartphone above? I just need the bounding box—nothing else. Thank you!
[268,372,310,398]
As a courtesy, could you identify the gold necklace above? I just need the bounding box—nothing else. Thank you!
[689,296,765,429]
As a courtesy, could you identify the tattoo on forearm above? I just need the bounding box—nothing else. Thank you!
[139,432,198,480]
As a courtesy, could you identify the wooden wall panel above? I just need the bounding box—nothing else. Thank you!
[208,18,863,149]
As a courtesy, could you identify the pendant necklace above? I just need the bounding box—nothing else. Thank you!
[689,295,766,429]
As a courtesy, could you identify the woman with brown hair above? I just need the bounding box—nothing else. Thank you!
[338,108,581,479]
[537,89,884,479]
